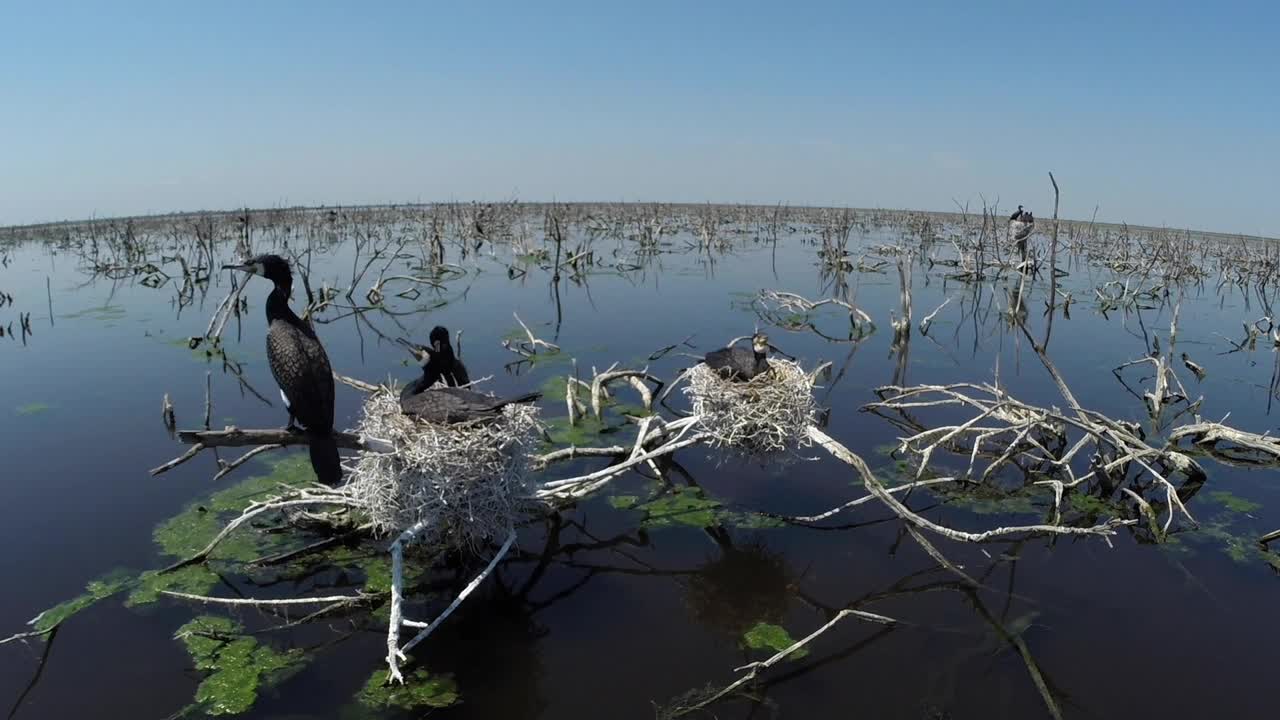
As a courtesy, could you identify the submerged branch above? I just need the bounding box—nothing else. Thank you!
[162,591,375,607]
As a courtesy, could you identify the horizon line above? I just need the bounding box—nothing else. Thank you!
[1,200,1273,243]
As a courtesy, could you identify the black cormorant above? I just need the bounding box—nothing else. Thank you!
[1010,205,1024,222]
[401,387,542,424]
[704,333,771,381]
[396,326,469,399]
[223,254,342,485]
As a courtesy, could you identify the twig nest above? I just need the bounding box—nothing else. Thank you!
[1009,220,1033,242]
[684,359,819,458]
[346,387,541,554]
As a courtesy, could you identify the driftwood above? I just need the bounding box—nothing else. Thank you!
[865,381,1203,534]
[807,425,1133,541]
[503,312,560,357]
[1170,422,1280,465]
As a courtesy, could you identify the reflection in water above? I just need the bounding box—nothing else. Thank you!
[423,587,551,719]
[683,529,793,640]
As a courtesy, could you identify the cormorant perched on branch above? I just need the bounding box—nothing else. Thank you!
[1010,206,1034,223]
[402,387,542,424]
[704,333,771,381]
[396,326,469,399]
[223,254,341,485]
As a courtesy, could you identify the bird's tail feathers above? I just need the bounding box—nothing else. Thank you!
[307,432,343,486]
[488,392,543,411]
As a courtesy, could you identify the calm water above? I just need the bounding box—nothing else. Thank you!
[2,214,1279,719]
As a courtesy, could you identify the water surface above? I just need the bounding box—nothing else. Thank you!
[1,208,1278,719]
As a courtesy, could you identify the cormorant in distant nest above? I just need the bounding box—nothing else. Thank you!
[223,254,341,485]
[397,326,469,399]
[398,329,539,423]
[703,333,771,380]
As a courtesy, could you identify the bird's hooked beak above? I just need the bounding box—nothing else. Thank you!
[396,337,432,367]
[222,261,263,275]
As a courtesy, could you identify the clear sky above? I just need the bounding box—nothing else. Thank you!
[3,1,1277,235]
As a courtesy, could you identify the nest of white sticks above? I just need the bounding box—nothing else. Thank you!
[346,387,542,554]
[684,359,819,458]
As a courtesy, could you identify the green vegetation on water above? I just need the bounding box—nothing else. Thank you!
[1206,490,1262,514]
[355,668,459,712]
[15,402,52,416]
[742,622,808,660]
[62,304,127,321]
[31,571,131,632]
[610,484,783,530]
[177,616,305,716]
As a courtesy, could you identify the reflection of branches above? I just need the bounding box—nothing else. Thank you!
[6,626,58,720]
[818,339,866,405]
[663,608,896,718]
[662,552,1074,720]
[960,584,1066,720]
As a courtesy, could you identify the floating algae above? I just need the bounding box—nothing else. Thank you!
[176,616,305,716]
[742,622,809,660]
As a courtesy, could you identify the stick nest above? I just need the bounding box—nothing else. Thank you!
[684,359,819,458]
[346,387,542,554]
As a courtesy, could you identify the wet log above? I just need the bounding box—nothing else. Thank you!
[176,427,381,450]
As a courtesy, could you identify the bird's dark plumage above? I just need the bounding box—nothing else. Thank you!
[704,333,771,381]
[224,254,341,485]
[399,326,470,399]
[1009,206,1034,225]
[401,387,542,424]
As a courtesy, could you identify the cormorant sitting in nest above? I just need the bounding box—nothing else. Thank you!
[223,254,342,485]
[401,387,542,424]
[1010,205,1025,222]
[397,326,469,399]
[704,333,771,380]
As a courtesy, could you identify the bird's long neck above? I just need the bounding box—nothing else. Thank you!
[418,354,448,388]
[407,373,431,394]
[265,281,301,325]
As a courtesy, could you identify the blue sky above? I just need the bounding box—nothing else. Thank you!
[3,1,1277,235]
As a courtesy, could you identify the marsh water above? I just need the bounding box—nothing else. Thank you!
[2,209,1279,719]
